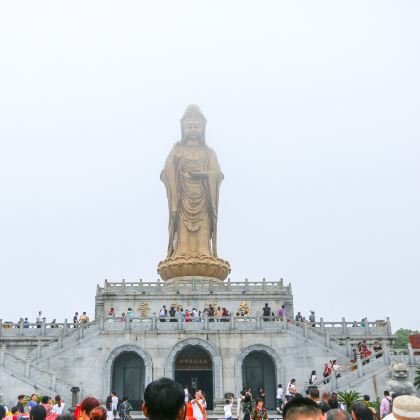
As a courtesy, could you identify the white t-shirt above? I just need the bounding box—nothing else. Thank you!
[224,402,233,418]
[184,388,189,403]
[52,403,65,415]
[112,396,119,411]
[276,387,284,399]
[192,399,206,419]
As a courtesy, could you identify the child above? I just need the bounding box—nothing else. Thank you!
[224,397,233,420]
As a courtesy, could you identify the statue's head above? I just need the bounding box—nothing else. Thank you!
[181,104,206,145]
[391,362,409,379]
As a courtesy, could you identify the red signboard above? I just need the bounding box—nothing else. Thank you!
[409,334,420,351]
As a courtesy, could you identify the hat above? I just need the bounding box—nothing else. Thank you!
[383,395,420,420]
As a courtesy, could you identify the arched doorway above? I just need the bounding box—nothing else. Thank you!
[242,351,276,409]
[112,351,145,410]
[174,346,214,410]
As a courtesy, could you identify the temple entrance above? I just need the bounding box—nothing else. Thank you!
[174,345,214,410]
[112,351,145,410]
[242,351,276,409]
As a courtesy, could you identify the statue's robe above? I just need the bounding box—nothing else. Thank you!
[161,141,223,259]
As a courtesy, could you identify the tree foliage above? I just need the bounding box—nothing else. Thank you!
[337,391,362,412]
[394,328,419,349]
[414,366,420,391]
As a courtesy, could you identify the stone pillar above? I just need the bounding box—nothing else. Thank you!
[79,325,84,340]
[139,279,143,293]
[64,319,68,333]
[151,314,157,331]
[262,278,266,291]
[356,353,363,378]
[331,369,338,389]
[324,332,330,349]
[36,341,41,359]
[70,387,80,411]
[177,315,182,331]
[346,339,352,358]
[365,318,371,336]
[51,374,57,391]
[25,357,31,377]
[0,345,6,366]
[100,316,105,331]
[227,278,231,292]
[245,278,249,292]
[0,319,2,337]
[341,317,347,336]
[203,314,209,330]
[383,342,390,365]
[386,317,392,336]
[41,318,47,336]
[303,322,308,338]
[408,343,415,365]
[125,316,130,331]
[320,317,325,334]
[156,279,161,292]
[58,335,63,349]
[282,316,287,330]
[230,313,235,330]
[256,314,261,329]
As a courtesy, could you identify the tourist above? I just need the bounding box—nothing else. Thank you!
[327,409,351,420]
[36,311,43,328]
[276,385,284,413]
[79,312,89,324]
[185,310,192,322]
[328,399,339,410]
[242,395,255,420]
[283,397,324,420]
[40,396,53,417]
[309,370,317,385]
[351,402,374,420]
[323,363,332,384]
[237,390,246,420]
[262,303,271,321]
[7,406,19,420]
[191,390,206,419]
[127,308,135,320]
[309,311,316,327]
[278,305,287,321]
[251,399,268,420]
[142,378,185,420]
[28,394,38,411]
[52,395,65,415]
[90,407,107,420]
[363,396,377,418]
[373,341,382,358]
[309,388,321,405]
[105,396,113,420]
[73,312,79,327]
[30,406,47,420]
[108,308,115,317]
[352,321,358,328]
[320,392,331,414]
[258,388,266,403]
[286,379,297,400]
[169,306,176,322]
[224,397,234,420]
[80,398,100,420]
[23,318,30,328]
[380,391,392,419]
[159,306,167,322]
[118,397,131,420]
[120,313,126,323]
[295,312,303,323]
[16,396,25,414]
[111,391,118,418]
[382,395,420,420]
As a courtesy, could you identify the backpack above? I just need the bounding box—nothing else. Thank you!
[119,402,130,417]
[386,397,393,415]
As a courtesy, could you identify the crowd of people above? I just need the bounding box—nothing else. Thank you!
[2,379,420,420]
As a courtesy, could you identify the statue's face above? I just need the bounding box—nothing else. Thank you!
[182,118,204,143]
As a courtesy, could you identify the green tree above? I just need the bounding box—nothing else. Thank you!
[394,328,419,349]
[337,391,362,413]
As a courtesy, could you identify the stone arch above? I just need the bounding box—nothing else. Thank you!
[164,337,223,398]
[103,345,153,400]
[234,344,283,393]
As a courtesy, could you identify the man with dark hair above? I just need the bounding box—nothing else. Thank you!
[283,397,325,420]
[17,395,25,414]
[309,388,321,404]
[143,378,185,420]
[351,402,374,420]
[326,409,351,420]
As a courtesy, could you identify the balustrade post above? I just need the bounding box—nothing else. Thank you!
[282,316,287,330]
[356,353,364,378]
[64,319,68,333]
[41,318,47,336]
[177,315,183,331]
[156,279,161,292]
[19,319,24,336]
[70,387,80,411]
[386,317,392,336]
[79,324,84,340]
[331,369,338,389]
[0,345,6,366]
[346,339,352,358]
[245,278,249,292]
[0,319,2,337]
[152,314,157,331]
[262,278,266,291]
[104,279,108,292]
[408,343,415,365]
[139,279,143,294]
[25,356,31,377]
[121,279,126,294]
[256,314,261,329]
[382,342,390,365]
[209,281,213,294]
[125,316,130,331]
[320,317,325,334]
[364,318,371,336]
[324,332,330,349]
[341,317,347,336]
[203,314,209,330]
[303,322,308,338]
[227,278,231,292]
[51,374,57,391]
[36,341,41,359]
[58,335,63,349]
[100,316,105,331]
[230,313,235,330]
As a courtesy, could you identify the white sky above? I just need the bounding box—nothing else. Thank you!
[0,1,419,331]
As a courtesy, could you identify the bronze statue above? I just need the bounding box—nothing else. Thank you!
[157,105,230,281]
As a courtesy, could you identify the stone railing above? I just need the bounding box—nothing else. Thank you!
[98,278,293,295]
[0,345,74,402]
[0,319,78,337]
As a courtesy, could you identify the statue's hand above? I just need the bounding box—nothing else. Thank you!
[189,170,208,179]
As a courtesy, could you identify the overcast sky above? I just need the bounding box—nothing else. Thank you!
[1,1,419,331]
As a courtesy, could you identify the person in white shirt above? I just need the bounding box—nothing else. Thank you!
[52,395,65,415]
[191,390,207,419]
[111,391,119,418]
[237,390,246,420]
[276,384,284,412]
[184,386,189,403]
[286,379,297,401]
[224,397,233,420]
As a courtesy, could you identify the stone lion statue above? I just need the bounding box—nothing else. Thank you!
[387,361,415,395]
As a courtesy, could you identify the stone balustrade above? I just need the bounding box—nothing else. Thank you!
[98,278,293,295]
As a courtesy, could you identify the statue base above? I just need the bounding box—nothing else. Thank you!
[157,256,231,281]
